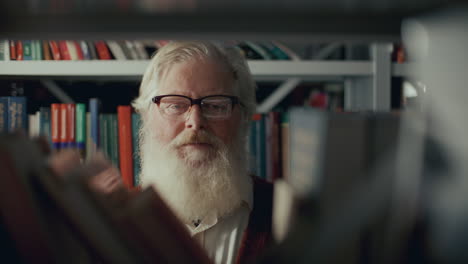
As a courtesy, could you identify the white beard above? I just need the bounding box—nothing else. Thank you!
[139,124,252,225]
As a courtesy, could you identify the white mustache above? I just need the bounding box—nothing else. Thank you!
[170,130,221,149]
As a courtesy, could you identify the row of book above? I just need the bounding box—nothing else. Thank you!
[0,96,141,188]
[249,112,288,183]
[0,40,152,61]
[0,40,300,61]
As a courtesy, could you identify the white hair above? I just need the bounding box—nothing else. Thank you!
[131,41,257,121]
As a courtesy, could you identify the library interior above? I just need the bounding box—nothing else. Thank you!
[1,0,468,263]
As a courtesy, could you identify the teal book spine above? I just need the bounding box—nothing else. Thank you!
[132,113,141,186]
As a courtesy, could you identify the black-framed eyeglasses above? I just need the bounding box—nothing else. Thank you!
[152,94,243,120]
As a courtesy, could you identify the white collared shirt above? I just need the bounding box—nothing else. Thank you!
[186,189,253,264]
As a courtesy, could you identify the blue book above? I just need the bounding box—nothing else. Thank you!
[132,113,141,186]
[89,98,101,156]
[0,97,7,133]
[4,96,27,133]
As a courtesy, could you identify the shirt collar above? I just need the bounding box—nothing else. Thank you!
[186,176,253,236]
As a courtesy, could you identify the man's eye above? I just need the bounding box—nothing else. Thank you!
[204,103,227,111]
[169,104,184,109]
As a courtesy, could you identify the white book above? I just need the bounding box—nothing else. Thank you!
[35,111,41,137]
[125,40,140,60]
[28,112,40,138]
[134,40,149,60]
[66,40,79,60]
[106,40,127,60]
[0,39,10,61]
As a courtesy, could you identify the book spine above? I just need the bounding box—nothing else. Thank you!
[280,112,290,180]
[49,41,61,60]
[66,103,76,148]
[16,40,23,60]
[99,114,108,158]
[89,98,100,156]
[23,40,33,60]
[0,97,7,133]
[58,40,71,60]
[65,40,78,60]
[75,103,86,157]
[79,41,91,60]
[255,114,266,179]
[51,103,61,150]
[42,40,52,60]
[9,40,16,60]
[6,97,27,133]
[35,40,43,60]
[0,40,5,61]
[131,112,141,186]
[95,41,112,60]
[118,105,134,188]
[87,40,98,60]
[86,112,92,160]
[31,40,37,60]
[39,107,52,148]
[110,114,119,167]
[74,41,84,60]
[59,103,67,149]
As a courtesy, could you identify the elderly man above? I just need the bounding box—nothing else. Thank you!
[131,41,273,264]
[49,41,273,264]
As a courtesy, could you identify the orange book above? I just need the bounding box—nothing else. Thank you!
[51,103,61,150]
[66,104,76,148]
[42,40,52,60]
[16,40,23,60]
[48,41,61,60]
[9,40,16,60]
[118,106,134,188]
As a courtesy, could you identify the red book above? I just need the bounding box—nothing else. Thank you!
[9,40,16,60]
[66,104,76,148]
[16,40,23,60]
[51,104,61,150]
[59,104,67,149]
[58,41,71,60]
[95,41,112,60]
[73,41,84,60]
[49,41,61,60]
[117,106,134,188]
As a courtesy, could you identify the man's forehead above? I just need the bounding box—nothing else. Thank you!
[156,59,236,96]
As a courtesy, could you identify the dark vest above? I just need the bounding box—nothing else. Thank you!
[236,177,274,264]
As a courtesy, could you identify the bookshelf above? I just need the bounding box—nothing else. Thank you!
[0,58,411,112]
[1,1,467,264]
[0,60,413,79]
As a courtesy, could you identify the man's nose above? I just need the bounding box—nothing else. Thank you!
[185,105,206,130]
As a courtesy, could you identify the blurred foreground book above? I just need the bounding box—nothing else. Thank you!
[0,133,211,264]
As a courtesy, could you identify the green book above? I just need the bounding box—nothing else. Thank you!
[132,113,141,186]
[75,103,86,159]
[35,40,43,60]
